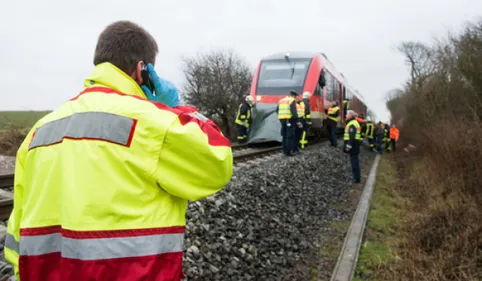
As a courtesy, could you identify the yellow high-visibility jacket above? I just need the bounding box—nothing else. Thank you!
[4,62,233,281]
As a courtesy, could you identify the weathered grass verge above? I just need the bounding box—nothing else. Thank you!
[353,156,403,281]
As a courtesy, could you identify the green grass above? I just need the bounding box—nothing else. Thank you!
[354,157,402,281]
[0,111,51,130]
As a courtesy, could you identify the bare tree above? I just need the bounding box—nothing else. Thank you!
[181,49,253,139]
[397,42,435,89]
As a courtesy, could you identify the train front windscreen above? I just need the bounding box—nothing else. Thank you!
[256,58,312,96]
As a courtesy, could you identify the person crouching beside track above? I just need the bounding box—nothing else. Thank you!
[299,91,311,149]
[235,95,255,143]
[344,110,362,183]
[326,101,340,148]
[390,124,400,152]
[4,20,233,281]
[277,90,301,156]
[294,94,305,153]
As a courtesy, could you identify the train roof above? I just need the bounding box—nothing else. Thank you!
[260,52,367,105]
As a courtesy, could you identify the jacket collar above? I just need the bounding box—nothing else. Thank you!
[84,62,147,99]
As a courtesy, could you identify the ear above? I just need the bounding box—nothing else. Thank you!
[132,61,144,85]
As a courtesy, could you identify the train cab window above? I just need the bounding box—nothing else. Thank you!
[318,70,326,88]
[256,58,312,95]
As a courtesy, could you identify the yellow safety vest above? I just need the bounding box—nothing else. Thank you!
[278,96,294,120]
[327,106,340,122]
[296,101,305,118]
[4,62,233,281]
[344,119,362,140]
[235,102,251,128]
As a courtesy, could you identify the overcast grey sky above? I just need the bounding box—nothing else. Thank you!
[1,1,481,121]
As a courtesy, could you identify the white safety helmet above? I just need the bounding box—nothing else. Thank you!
[245,96,254,103]
[366,116,372,122]
[302,91,311,99]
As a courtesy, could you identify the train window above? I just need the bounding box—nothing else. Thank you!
[256,58,312,95]
[318,70,326,88]
[325,71,333,100]
[314,83,322,96]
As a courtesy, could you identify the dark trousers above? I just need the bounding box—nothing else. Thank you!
[350,153,361,182]
[236,124,248,144]
[294,126,302,152]
[327,124,338,147]
[375,136,383,153]
[280,120,295,155]
[391,139,396,152]
[368,137,375,149]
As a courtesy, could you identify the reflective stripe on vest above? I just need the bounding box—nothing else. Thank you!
[278,97,293,119]
[344,119,361,140]
[327,106,339,122]
[8,226,184,259]
[366,123,374,138]
[296,102,305,118]
[29,112,136,150]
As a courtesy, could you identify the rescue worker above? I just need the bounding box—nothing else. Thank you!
[326,100,340,148]
[276,90,300,156]
[343,110,362,183]
[4,21,233,281]
[365,117,375,151]
[294,94,305,153]
[355,113,366,138]
[390,124,400,152]
[384,123,391,152]
[299,91,311,149]
[375,121,385,153]
[235,95,255,143]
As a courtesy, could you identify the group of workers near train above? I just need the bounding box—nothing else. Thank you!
[235,90,400,183]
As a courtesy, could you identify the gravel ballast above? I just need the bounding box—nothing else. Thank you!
[183,143,375,280]
[0,143,376,280]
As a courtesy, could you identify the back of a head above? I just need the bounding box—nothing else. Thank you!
[94,20,159,75]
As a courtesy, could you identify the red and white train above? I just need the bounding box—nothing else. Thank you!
[247,52,368,143]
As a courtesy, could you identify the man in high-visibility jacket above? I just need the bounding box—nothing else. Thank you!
[365,117,375,151]
[355,113,366,138]
[384,122,391,152]
[276,90,300,156]
[343,110,362,183]
[4,21,233,281]
[326,100,340,148]
[235,95,254,143]
[294,95,305,153]
[299,91,311,149]
[390,124,400,152]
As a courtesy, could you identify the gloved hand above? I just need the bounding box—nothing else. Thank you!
[140,63,180,107]
[296,122,303,129]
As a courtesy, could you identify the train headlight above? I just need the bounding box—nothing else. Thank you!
[256,96,261,101]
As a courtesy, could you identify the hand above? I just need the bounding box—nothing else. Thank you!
[345,144,352,152]
[296,122,302,128]
[140,63,180,107]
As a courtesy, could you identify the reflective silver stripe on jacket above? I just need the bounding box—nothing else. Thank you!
[29,112,136,150]
[5,233,19,254]
[18,233,184,260]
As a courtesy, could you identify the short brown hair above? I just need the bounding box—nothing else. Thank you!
[93,21,159,74]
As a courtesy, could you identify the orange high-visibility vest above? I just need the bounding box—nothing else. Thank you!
[390,127,400,140]
[4,62,233,281]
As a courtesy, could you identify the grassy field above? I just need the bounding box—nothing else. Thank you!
[0,111,51,130]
